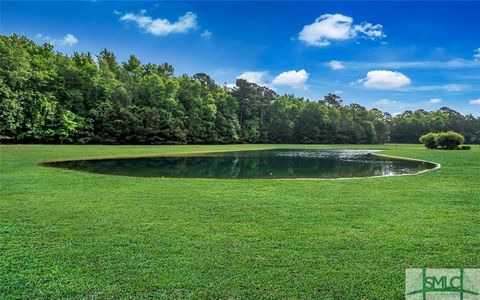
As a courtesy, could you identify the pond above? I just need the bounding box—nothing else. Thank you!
[44,149,438,179]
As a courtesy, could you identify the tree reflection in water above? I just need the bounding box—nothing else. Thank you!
[46,149,436,179]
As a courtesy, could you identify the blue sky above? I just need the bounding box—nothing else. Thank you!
[2,1,480,115]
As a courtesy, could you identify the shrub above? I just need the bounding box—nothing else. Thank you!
[460,145,471,150]
[435,131,465,150]
[419,132,438,149]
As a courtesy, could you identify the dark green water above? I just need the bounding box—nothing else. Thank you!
[45,149,437,179]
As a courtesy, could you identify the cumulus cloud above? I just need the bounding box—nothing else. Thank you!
[236,69,309,89]
[429,98,442,104]
[470,99,480,105]
[376,99,397,106]
[271,69,309,89]
[299,13,385,47]
[299,14,352,46]
[352,22,384,39]
[201,30,212,40]
[35,33,78,47]
[61,34,78,46]
[237,71,268,86]
[474,48,480,60]
[328,60,345,70]
[361,70,411,89]
[120,10,197,36]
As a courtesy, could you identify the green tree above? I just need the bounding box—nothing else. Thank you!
[1,34,479,146]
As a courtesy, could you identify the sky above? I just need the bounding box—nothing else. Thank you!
[1,1,480,116]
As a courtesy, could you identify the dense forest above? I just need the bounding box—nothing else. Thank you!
[1,34,479,145]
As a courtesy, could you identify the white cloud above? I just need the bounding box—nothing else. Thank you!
[352,22,385,39]
[429,98,442,104]
[271,69,309,89]
[338,59,480,69]
[474,48,480,60]
[333,90,343,94]
[361,70,411,89]
[236,69,309,89]
[34,34,54,44]
[328,60,345,70]
[61,34,78,46]
[414,84,470,92]
[376,99,397,106]
[224,83,236,89]
[470,99,480,105]
[35,33,78,47]
[237,71,268,86]
[201,30,212,40]
[120,10,197,36]
[298,13,385,47]
[113,10,121,15]
[299,14,352,46]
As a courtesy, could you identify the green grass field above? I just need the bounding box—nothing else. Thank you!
[1,144,479,299]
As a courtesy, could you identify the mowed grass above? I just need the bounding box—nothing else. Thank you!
[1,144,479,299]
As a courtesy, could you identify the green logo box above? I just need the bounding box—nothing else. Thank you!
[406,268,480,300]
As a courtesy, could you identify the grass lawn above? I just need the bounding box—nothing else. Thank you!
[1,144,479,299]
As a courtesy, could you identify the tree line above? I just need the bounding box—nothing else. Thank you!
[1,34,479,145]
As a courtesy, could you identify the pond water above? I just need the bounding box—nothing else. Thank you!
[44,149,437,179]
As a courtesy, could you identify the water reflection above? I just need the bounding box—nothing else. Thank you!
[45,149,437,179]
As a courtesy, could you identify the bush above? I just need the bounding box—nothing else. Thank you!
[459,145,471,150]
[420,131,465,150]
[419,132,438,149]
[435,131,465,150]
